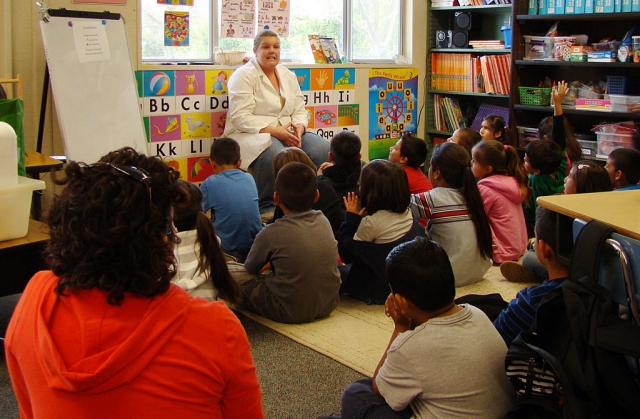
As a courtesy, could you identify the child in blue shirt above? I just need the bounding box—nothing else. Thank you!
[200,138,262,262]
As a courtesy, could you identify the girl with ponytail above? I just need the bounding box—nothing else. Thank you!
[471,140,530,263]
[410,142,493,286]
[173,180,242,303]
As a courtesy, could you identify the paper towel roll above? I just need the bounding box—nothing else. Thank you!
[0,121,18,186]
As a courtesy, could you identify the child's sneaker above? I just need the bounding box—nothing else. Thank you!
[500,261,544,283]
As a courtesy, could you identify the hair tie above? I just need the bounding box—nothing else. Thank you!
[503,144,508,151]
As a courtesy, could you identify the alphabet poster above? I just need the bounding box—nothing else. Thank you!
[368,68,418,160]
[221,0,256,39]
[136,67,359,183]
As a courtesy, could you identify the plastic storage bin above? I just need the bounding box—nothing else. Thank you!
[596,132,637,156]
[518,86,552,106]
[0,176,46,241]
[607,76,630,95]
[517,126,539,147]
[576,136,597,156]
[607,94,640,113]
[501,26,512,49]
[524,36,553,60]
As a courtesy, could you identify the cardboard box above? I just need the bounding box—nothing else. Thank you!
[575,98,612,111]
[571,45,594,53]
[570,53,588,61]
[0,176,46,241]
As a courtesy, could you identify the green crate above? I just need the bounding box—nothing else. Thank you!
[518,86,552,106]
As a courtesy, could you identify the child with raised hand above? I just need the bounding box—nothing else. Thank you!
[471,140,530,263]
[339,159,425,304]
[501,160,613,283]
[537,80,583,174]
[269,147,345,238]
[173,180,242,303]
[388,134,433,194]
[410,142,493,286]
[479,114,510,143]
[606,147,640,190]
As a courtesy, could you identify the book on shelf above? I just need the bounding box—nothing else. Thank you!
[308,35,327,64]
[469,40,505,49]
[319,37,343,64]
[434,94,467,132]
[431,52,510,95]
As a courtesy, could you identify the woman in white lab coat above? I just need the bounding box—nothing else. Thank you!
[222,29,330,213]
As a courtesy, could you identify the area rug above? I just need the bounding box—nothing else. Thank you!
[236,266,531,377]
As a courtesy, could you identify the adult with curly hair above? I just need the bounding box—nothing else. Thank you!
[5,147,264,419]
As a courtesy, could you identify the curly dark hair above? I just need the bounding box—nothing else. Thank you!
[46,147,186,305]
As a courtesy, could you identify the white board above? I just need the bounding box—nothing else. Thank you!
[40,10,146,163]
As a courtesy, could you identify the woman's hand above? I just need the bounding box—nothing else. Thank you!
[292,123,305,141]
[344,192,365,216]
[265,124,301,147]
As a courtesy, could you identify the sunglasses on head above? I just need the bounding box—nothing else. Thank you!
[85,162,152,202]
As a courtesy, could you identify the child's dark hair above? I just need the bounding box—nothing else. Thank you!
[330,131,361,167]
[472,140,532,203]
[570,160,613,194]
[386,237,455,312]
[275,162,318,212]
[483,114,510,144]
[210,137,240,165]
[430,143,493,260]
[399,134,428,168]
[272,147,316,180]
[609,148,640,185]
[173,180,242,304]
[455,128,481,156]
[525,140,562,175]
[360,159,410,215]
[537,116,583,165]
[535,206,558,256]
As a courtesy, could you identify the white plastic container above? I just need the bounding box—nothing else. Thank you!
[0,176,46,241]
[596,131,636,157]
[524,35,554,60]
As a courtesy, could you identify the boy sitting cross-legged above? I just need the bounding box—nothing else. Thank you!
[319,237,515,419]
[238,162,342,324]
[200,137,263,262]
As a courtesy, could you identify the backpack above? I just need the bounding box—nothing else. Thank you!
[505,220,640,419]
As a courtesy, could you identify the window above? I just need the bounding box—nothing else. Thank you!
[141,0,403,63]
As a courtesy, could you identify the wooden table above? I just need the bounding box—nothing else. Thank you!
[0,220,49,296]
[24,148,64,220]
[537,190,640,241]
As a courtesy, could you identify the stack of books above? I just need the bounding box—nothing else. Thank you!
[434,94,467,132]
[469,40,506,49]
[308,35,343,64]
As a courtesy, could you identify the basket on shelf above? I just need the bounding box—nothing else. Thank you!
[213,48,247,66]
[606,76,633,95]
[518,86,552,106]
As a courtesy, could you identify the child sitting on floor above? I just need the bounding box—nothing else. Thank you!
[501,160,612,283]
[388,134,433,194]
[606,147,640,191]
[411,142,493,286]
[339,159,424,305]
[319,238,515,419]
[494,206,570,346]
[448,127,481,157]
[200,137,263,262]
[173,180,242,303]
[268,148,344,239]
[317,131,364,207]
[479,114,510,143]
[239,162,341,324]
[471,140,530,263]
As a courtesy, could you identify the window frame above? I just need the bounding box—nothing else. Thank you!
[141,0,404,64]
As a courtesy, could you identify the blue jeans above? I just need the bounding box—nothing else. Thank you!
[250,132,330,212]
[522,248,549,280]
[341,378,414,419]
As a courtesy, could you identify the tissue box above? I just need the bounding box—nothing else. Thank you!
[0,176,46,241]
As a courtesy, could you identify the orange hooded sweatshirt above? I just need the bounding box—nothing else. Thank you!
[6,271,264,419]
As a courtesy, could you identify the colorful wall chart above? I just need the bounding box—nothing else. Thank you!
[221,0,256,39]
[164,11,190,47]
[136,67,359,183]
[368,68,418,160]
[257,0,290,37]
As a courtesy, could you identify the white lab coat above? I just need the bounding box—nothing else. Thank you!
[222,58,309,170]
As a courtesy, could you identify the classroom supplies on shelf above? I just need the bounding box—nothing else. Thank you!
[518,86,552,106]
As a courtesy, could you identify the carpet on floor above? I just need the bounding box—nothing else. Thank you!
[236,265,532,376]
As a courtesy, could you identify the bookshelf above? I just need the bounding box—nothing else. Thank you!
[510,7,640,147]
[426,3,514,146]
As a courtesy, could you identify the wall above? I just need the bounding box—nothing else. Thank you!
[3,0,427,215]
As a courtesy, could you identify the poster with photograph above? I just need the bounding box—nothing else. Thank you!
[257,0,290,37]
[221,1,256,39]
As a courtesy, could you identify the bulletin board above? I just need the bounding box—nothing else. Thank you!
[40,9,146,163]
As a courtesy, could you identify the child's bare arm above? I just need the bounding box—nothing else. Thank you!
[552,80,569,116]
